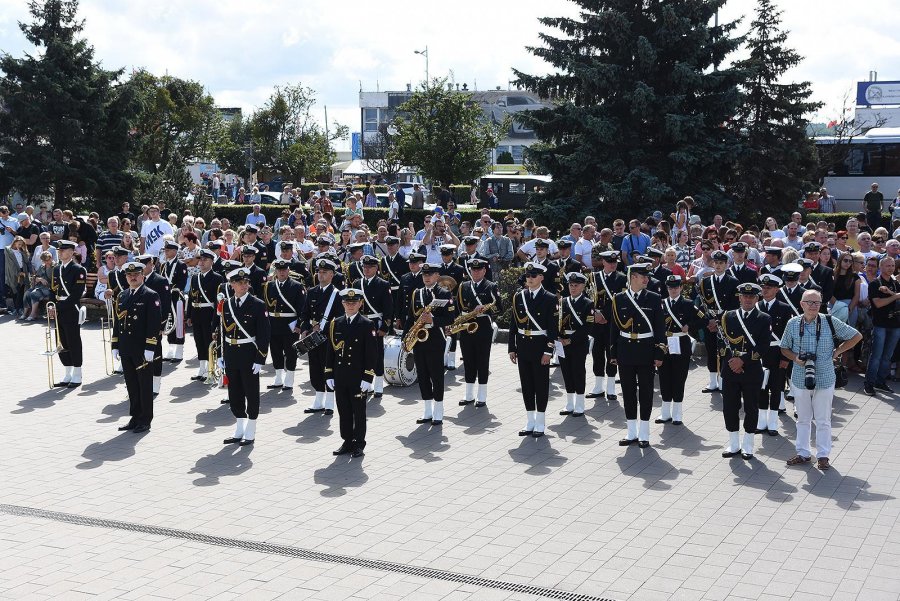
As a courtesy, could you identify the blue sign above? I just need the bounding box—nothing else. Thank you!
[351,132,361,160]
[857,81,900,106]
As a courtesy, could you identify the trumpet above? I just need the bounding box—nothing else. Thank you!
[41,302,63,389]
[205,332,221,385]
[101,299,114,376]
[449,301,496,335]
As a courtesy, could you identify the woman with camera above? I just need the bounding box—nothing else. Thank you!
[780,289,862,471]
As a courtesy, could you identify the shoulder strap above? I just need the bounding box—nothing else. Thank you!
[664,297,684,330]
[566,296,583,327]
[734,309,756,348]
[274,279,297,314]
[320,286,338,329]
[625,291,654,335]
[519,290,543,331]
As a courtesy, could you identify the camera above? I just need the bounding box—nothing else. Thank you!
[799,352,816,390]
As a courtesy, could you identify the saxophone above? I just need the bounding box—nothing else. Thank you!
[449,301,496,335]
[403,301,436,352]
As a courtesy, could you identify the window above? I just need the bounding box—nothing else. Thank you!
[511,145,526,163]
[508,183,526,194]
[882,144,900,176]
[364,108,378,132]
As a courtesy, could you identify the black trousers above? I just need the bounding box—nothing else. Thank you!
[374,333,385,377]
[57,307,82,367]
[518,354,550,411]
[153,328,164,376]
[760,360,785,411]
[270,331,299,371]
[225,347,260,419]
[122,354,153,425]
[166,297,185,345]
[619,364,654,420]
[559,344,588,394]
[335,381,366,447]
[414,340,445,402]
[591,324,617,377]
[447,332,457,354]
[459,325,492,384]
[722,369,761,432]
[704,328,719,372]
[191,308,215,359]
[309,344,328,392]
[659,353,691,403]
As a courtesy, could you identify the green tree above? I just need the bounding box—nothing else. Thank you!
[513,0,746,230]
[0,0,139,207]
[215,115,251,182]
[362,123,404,181]
[729,0,822,222]
[393,79,507,186]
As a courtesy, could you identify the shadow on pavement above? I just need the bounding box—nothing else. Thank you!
[801,466,895,511]
[507,436,568,475]
[313,456,368,497]
[77,430,148,469]
[446,403,502,435]
[731,456,798,502]
[656,424,719,456]
[283,413,334,444]
[169,381,211,404]
[616,445,685,490]
[547,416,601,445]
[189,444,254,486]
[11,388,67,414]
[194,404,234,434]
[96,397,129,424]
[395,425,450,462]
[76,376,120,396]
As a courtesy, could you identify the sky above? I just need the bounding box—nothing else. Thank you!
[2,0,899,151]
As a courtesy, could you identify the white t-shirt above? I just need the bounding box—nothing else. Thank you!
[519,238,559,258]
[294,239,315,257]
[769,230,785,239]
[140,219,175,259]
[388,200,399,220]
[574,238,594,268]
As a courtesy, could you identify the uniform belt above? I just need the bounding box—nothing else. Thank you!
[271,312,297,318]
[390,286,399,291]
[563,329,576,335]
[770,341,782,346]
[227,336,257,345]
[364,313,383,319]
[192,302,213,308]
[519,328,547,336]
[57,296,69,301]
[620,331,653,340]
[667,332,689,337]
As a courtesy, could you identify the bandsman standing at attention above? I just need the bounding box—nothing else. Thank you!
[758,246,783,277]
[208,240,228,277]
[518,239,559,295]
[343,242,365,285]
[609,263,666,448]
[656,275,705,426]
[587,250,626,400]
[136,254,171,398]
[698,250,739,393]
[187,249,224,382]
[160,240,189,363]
[756,273,793,435]
[458,235,494,282]
[263,258,306,391]
[221,267,271,446]
[300,258,344,414]
[112,262,161,433]
[728,242,758,284]
[276,240,312,287]
[409,263,456,426]
[104,245,131,374]
[380,236,408,319]
[239,245,268,296]
[325,289,378,458]
[457,258,502,408]
[438,243,465,370]
[719,283,771,460]
[778,263,805,315]
[508,262,558,437]
[397,252,425,329]
[49,240,87,388]
[557,272,594,417]
[645,248,672,296]
[358,255,393,397]
[555,239,583,296]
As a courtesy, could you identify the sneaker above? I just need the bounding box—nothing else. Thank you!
[864,383,876,396]
[874,382,894,393]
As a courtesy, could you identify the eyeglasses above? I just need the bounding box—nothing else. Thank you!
[802,300,822,306]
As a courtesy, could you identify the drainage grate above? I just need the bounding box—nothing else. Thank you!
[1,503,615,601]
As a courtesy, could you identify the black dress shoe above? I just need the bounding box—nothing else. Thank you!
[585,391,605,399]
[722,449,741,458]
[571,412,585,418]
[350,448,365,458]
[113,370,123,375]
[152,393,158,399]
[118,421,136,431]
[672,420,683,426]
[701,387,719,393]
[655,417,672,424]
[190,375,205,381]
[431,420,443,426]
[785,393,794,401]
[333,443,352,456]
[741,452,754,460]
[223,437,242,444]
[170,359,182,365]
[66,382,81,389]
[54,381,70,388]
[220,398,229,404]
[304,408,325,414]
[416,417,432,424]
[266,383,283,389]
[756,428,769,435]
[559,409,573,416]
[532,431,544,438]
[474,401,486,408]
[239,439,254,446]
[373,392,382,399]
[768,430,779,436]
[518,429,533,436]
[459,399,474,406]
[638,441,650,448]
[133,425,150,433]
[607,394,617,401]
[445,365,456,371]
[619,437,638,446]
[323,409,334,416]
[778,408,787,414]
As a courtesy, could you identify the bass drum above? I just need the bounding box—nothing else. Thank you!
[384,335,417,387]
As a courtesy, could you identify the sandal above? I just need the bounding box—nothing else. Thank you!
[786,455,811,466]
[817,457,831,470]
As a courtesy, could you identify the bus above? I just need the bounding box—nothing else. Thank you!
[478,173,551,209]
[816,127,900,211]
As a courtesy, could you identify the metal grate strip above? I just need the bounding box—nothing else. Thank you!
[1,503,615,601]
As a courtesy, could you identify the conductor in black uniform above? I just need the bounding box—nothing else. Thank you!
[112,262,161,433]
[221,267,271,446]
[609,263,666,448]
[136,254,171,398]
[557,272,594,417]
[263,258,306,391]
[656,275,706,426]
[358,255,393,397]
[508,262,558,437]
[756,273,793,435]
[49,240,87,388]
[698,250,739,393]
[187,249,224,382]
[719,283,771,460]
[457,258,502,408]
[325,289,378,458]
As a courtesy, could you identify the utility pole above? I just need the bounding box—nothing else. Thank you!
[414,46,429,88]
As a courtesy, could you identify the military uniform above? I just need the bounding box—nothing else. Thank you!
[408,275,456,424]
[262,271,306,390]
[757,291,793,434]
[588,265,627,399]
[358,264,394,395]
[112,275,161,431]
[324,302,377,455]
[379,248,409,320]
[456,273,502,406]
[141,265,171,393]
[558,286,594,416]
[187,267,224,381]
[698,271,739,391]
[728,262,758,285]
[160,252,189,360]
[397,268,424,329]
[518,256,559,295]
[438,255,466,369]
[300,277,345,412]
[555,256,583,297]
[49,256,87,386]
[657,284,706,425]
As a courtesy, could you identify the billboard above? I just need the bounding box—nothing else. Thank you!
[857,81,900,106]
[351,132,362,160]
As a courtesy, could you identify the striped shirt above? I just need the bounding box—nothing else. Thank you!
[780,315,859,389]
[96,230,124,257]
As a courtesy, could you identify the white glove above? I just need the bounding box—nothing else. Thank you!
[326,379,335,389]
[143,350,154,362]
[111,349,120,362]
[216,357,225,370]
[252,363,262,375]
[360,381,372,392]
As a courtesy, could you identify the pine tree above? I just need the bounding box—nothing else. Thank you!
[730,0,822,222]
[0,0,137,207]
[513,0,745,229]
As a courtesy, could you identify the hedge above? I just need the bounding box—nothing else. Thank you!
[205,204,524,231]
[295,183,389,199]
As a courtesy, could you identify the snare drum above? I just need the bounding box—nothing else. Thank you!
[383,335,417,387]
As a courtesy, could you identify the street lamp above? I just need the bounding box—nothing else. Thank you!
[414,46,429,88]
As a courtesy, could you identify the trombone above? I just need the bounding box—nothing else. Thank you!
[100,298,115,375]
[41,302,63,389]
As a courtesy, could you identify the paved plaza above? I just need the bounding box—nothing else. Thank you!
[2,317,900,601]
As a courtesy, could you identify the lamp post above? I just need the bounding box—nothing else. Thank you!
[414,46,429,88]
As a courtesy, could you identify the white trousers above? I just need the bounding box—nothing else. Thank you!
[790,384,835,459]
